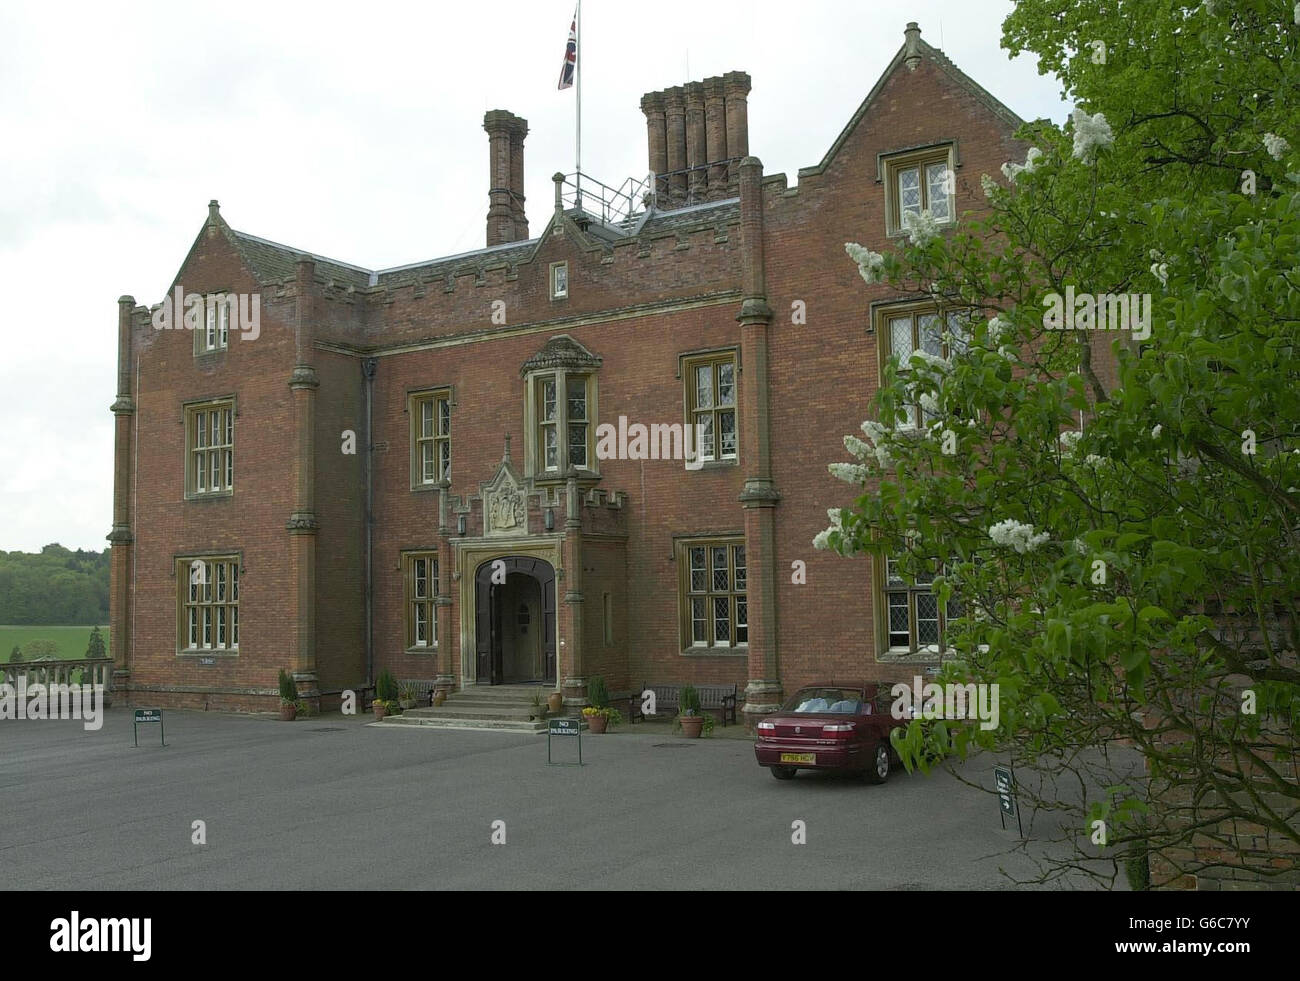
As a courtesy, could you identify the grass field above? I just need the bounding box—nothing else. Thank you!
[0,625,109,662]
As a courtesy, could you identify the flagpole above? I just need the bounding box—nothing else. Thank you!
[575,0,582,210]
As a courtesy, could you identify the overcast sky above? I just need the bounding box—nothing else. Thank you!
[0,0,1069,553]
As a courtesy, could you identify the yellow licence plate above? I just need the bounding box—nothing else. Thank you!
[780,753,815,764]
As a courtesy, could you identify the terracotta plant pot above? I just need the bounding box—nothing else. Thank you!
[280,702,297,722]
[373,702,387,720]
[586,713,608,734]
[432,692,446,707]
[680,714,705,738]
[547,692,564,713]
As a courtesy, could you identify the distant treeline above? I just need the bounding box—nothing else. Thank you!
[0,544,110,625]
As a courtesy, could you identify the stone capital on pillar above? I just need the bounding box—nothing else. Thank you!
[739,478,781,508]
[286,511,320,534]
[289,364,319,390]
[737,297,774,325]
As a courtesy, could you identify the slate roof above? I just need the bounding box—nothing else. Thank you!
[230,231,372,288]
[222,196,741,292]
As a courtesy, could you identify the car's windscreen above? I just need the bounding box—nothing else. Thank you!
[782,689,867,714]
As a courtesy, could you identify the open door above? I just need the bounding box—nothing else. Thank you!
[474,557,556,685]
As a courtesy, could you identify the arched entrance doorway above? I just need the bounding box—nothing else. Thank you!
[474,556,556,685]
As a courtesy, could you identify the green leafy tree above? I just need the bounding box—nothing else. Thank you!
[22,639,58,661]
[818,0,1298,887]
[0,545,109,624]
[85,626,107,659]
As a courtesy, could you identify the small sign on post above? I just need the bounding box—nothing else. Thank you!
[994,763,1021,836]
[547,716,582,766]
[133,708,165,748]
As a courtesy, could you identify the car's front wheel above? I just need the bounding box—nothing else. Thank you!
[865,743,890,785]
[770,765,797,781]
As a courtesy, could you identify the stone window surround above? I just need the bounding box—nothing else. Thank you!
[549,261,569,300]
[408,387,452,491]
[173,552,242,657]
[877,141,958,238]
[872,552,962,661]
[402,549,439,652]
[872,298,973,429]
[677,346,741,469]
[182,395,236,500]
[673,532,748,657]
[522,369,599,482]
[193,291,234,356]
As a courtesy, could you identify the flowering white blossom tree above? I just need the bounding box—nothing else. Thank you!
[1069,107,1114,162]
[901,208,943,246]
[817,0,1299,888]
[844,242,885,284]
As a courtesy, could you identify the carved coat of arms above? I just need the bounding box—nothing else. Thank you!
[488,478,527,534]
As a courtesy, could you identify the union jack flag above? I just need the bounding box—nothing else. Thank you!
[557,10,577,90]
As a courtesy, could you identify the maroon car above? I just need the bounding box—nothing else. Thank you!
[754,684,905,783]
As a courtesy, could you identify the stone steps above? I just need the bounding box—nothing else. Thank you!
[375,683,566,732]
[379,713,548,733]
[407,704,536,721]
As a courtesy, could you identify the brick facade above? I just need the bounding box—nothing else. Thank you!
[110,24,1027,718]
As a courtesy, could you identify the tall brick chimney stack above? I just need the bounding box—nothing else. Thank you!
[509,118,528,239]
[684,82,707,203]
[722,71,751,194]
[703,78,728,194]
[663,87,687,207]
[641,71,750,208]
[641,92,668,203]
[484,110,529,247]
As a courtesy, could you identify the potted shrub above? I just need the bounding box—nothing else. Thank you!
[529,688,547,721]
[581,705,622,734]
[375,670,400,715]
[278,669,298,721]
[398,681,418,711]
[432,689,447,707]
[676,683,705,738]
[372,698,391,720]
[583,675,620,733]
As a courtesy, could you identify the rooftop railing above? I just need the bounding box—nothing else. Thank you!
[555,158,744,231]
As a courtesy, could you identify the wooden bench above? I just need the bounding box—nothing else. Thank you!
[397,679,439,707]
[628,682,739,727]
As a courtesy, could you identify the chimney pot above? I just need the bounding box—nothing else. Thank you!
[722,72,752,193]
[684,82,707,205]
[703,77,728,200]
[904,22,922,70]
[484,110,529,246]
[663,86,688,207]
[641,92,668,205]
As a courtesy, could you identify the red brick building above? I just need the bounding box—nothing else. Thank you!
[109,23,1027,720]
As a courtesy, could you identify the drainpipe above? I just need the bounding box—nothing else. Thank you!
[363,357,378,687]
